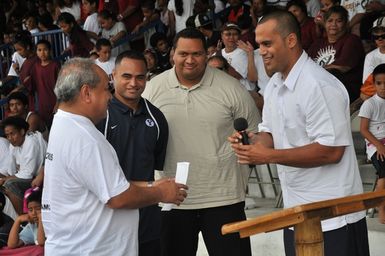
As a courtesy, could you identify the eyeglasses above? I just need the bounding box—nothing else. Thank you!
[372,34,385,40]
[222,32,239,37]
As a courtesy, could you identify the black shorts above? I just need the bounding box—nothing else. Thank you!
[371,152,385,179]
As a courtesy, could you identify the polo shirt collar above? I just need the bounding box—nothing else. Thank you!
[167,65,214,90]
[110,96,145,115]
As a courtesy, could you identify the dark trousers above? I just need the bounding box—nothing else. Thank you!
[160,202,251,256]
[139,239,161,256]
[284,217,370,256]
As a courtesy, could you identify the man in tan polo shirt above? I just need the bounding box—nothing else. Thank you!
[143,28,260,256]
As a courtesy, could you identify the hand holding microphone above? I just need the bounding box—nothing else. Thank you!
[233,118,255,169]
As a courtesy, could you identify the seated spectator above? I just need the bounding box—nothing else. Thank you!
[314,0,339,36]
[7,92,48,141]
[0,117,47,214]
[308,6,365,102]
[363,17,385,84]
[23,13,40,36]
[237,14,258,49]
[94,38,115,83]
[251,0,275,27]
[31,40,60,129]
[55,0,81,23]
[221,0,250,24]
[7,189,44,248]
[220,23,256,91]
[133,0,162,49]
[167,0,195,35]
[150,32,172,71]
[98,9,128,57]
[82,0,100,43]
[286,0,318,51]
[194,13,221,52]
[207,55,230,73]
[57,12,94,58]
[0,137,14,177]
[0,192,13,248]
[157,0,173,39]
[144,48,162,80]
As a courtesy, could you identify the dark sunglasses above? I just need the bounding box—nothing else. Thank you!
[372,34,385,40]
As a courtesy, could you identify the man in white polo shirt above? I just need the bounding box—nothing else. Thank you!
[230,10,369,256]
[42,58,187,256]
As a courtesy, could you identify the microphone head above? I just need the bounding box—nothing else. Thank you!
[234,118,248,131]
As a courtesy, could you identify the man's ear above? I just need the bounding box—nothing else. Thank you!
[286,33,298,49]
[79,84,92,103]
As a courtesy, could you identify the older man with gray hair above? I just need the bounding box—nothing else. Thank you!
[41,58,187,256]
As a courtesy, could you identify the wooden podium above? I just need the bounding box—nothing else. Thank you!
[222,190,385,256]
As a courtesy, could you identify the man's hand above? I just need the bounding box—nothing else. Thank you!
[231,140,271,165]
[376,144,385,161]
[157,179,188,206]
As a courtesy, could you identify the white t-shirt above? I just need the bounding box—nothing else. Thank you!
[358,94,385,158]
[259,51,365,231]
[101,22,128,57]
[0,138,14,176]
[42,110,138,256]
[59,1,81,21]
[9,132,46,179]
[95,57,115,82]
[167,0,195,33]
[7,52,26,77]
[83,13,100,43]
[363,48,385,83]
[222,48,256,91]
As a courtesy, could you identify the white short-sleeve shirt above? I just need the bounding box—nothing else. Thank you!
[362,48,385,83]
[0,138,14,176]
[9,132,46,179]
[222,48,256,91]
[358,94,385,158]
[259,51,365,231]
[42,110,138,256]
[7,52,26,77]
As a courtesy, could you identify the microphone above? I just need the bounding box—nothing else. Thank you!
[233,118,255,169]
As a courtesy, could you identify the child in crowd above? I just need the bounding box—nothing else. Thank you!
[0,117,47,215]
[144,48,162,80]
[359,63,385,224]
[32,39,60,128]
[94,38,115,83]
[133,0,161,49]
[82,0,100,43]
[7,189,45,248]
[149,32,171,71]
[98,9,128,57]
[58,12,94,57]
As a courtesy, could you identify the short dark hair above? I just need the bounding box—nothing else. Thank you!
[8,91,29,106]
[26,189,42,206]
[1,116,30,132]
[141,0,155,9]
[207,55,230,71]
[286,0,308,16]
[258,10,301,43]
[95,38,112,51]
[115,50,147,69]
[173,28,207,51]
[324,6,349,24]
[150,32,168,48]
[373,63,385,81]
[36,39,51,50]
[98,9,117,20]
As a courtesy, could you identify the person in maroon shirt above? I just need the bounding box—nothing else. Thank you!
[286,0,318,51]
[13,36,39,112]
[308,6,365,103]
[57,12,94,57]
[31,40,60,128]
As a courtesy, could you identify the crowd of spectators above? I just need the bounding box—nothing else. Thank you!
[0,0,385,254]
